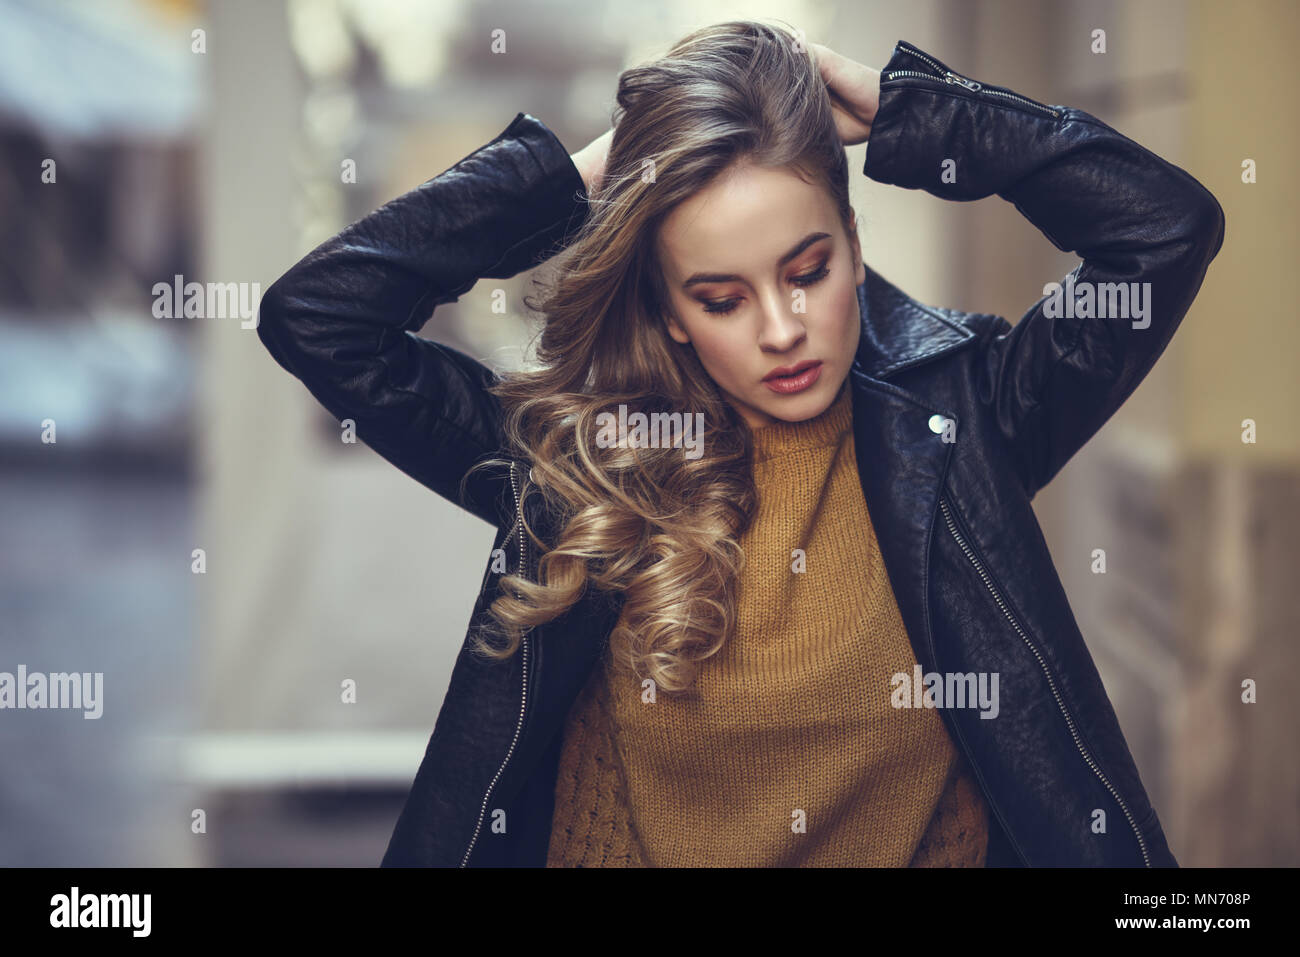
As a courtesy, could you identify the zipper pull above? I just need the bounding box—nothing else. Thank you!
[944,70,982,91]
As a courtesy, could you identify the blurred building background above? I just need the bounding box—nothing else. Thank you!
[0,0,1294,866]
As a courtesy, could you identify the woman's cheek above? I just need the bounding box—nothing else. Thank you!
[710,331,752,384]
[829,282,861,348]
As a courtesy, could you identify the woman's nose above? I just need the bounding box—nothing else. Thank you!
[756,291,808,351]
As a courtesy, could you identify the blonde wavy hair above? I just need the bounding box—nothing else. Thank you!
[465,18,857,693]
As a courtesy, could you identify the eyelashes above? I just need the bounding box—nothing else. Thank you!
[701,264,831,315]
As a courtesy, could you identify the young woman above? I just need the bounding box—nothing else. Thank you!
[257,21,1225,867]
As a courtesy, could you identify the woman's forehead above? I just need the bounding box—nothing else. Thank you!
[656,166,840,283]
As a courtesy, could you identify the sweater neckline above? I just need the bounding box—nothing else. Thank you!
[750,378,853,464]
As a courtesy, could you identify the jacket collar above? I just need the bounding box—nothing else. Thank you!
[853,261,976,381]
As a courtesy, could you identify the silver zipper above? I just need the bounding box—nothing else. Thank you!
[884,42,1060,118]
[459,460,531,867]
[944,70,982,91]
[884,69,948,81]
[938,496,1151,867]
[510,460,527,575]
[898,43,951,78]
[977,88,1060,118]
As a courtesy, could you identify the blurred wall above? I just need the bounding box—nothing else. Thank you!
[1169,0,1299,866]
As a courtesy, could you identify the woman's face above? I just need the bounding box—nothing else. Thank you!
[657,161,865,430]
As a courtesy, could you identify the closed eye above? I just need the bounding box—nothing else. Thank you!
[791,264,830,287]
[701,264,831,315]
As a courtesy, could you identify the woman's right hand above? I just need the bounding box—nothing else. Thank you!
[570,127,614,194]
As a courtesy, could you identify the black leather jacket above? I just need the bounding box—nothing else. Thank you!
[257,39,1225,867]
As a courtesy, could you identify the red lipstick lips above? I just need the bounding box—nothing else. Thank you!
[762,359,822,395]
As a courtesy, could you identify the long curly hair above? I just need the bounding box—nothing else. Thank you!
[465,18,856,694]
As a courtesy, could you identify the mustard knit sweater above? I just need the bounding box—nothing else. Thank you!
[546,380,988,867]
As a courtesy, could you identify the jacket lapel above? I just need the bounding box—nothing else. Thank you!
[847,264,976,674]
[854,263,975,378]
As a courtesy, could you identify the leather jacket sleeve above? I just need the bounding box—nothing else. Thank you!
[864,40,1226,497]
[256,112,589,528]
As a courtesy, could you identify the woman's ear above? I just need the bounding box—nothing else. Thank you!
[849,209,866,286]
[665,310,691,344]
[654,249,691,344]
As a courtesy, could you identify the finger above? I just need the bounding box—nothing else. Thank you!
[809,42,849,91]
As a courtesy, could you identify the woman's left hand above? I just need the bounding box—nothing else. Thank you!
[570,126,614,195]
[809,42,880,146]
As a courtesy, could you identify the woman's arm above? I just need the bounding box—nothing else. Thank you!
[822,39,1225,498]
[256,112,590,527]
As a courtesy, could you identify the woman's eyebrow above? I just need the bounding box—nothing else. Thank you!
[680,231,832,289]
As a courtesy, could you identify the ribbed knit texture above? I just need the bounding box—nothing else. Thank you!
[546,380,988,866]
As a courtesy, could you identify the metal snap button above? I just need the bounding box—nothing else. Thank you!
[928,414,949,434]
